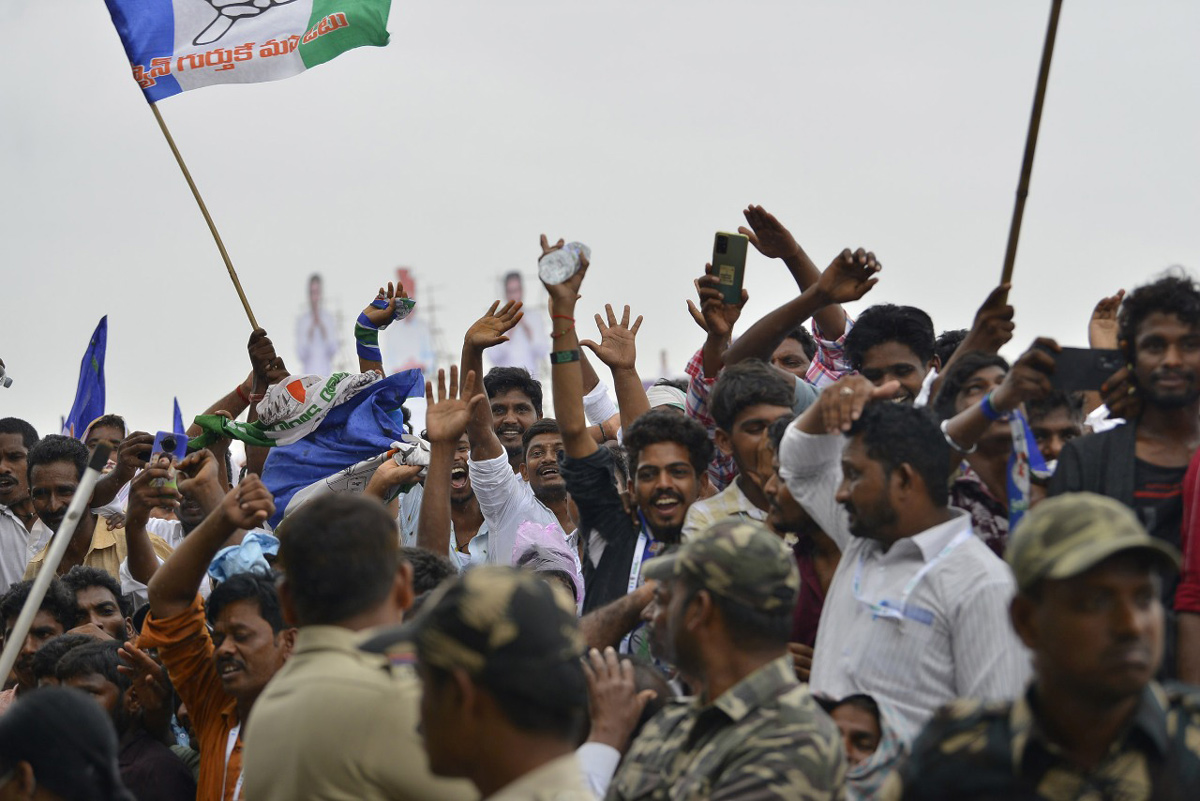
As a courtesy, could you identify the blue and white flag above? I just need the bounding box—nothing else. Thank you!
[260,369,422,528]
[1007,407,1048,531]
[63,318,108,439]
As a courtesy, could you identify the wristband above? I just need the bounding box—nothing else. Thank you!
[355,314,382,362]
[236,385,250,405]
[979,391,1004,422]
[551,350,581,365]
[940,419,977,454]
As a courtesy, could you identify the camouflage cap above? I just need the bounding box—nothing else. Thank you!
[643,518,799,612]
[1006,492,1181,593]
[361,566,586,703]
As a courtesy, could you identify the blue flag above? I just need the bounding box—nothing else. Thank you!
[173,398,185,435]
[1006,407,1048,531]
[260,370,422,528]
[63,317,108,439]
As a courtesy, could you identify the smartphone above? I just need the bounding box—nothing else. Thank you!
[1043,347,1124,393]
[149,430,188,492]
[712,232,749,306]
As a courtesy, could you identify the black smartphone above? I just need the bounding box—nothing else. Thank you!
[1043,347,1124,393]
[712,232,748,306]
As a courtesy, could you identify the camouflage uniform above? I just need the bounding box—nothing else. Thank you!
[607,519,846,800]
[884,493,1200,801]
[362,566,593,801]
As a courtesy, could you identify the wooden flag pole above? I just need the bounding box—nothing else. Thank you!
[150,102,260,330]
[1000,0,1064,293]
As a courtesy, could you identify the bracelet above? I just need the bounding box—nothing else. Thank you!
[979,391,1005,422]
[551,314,575,322]
[250,393,266,404]
[551,350,581,364]
[550,326,575,339]
[940,419,977,454]
[236,385,250,405]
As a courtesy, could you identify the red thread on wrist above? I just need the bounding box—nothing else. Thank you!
[236,385,250,405]
[551,314,575,322]
[551,326,575,339]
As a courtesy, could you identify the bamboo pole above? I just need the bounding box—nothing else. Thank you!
[1000,0,1064,295]
[151,102,260,329]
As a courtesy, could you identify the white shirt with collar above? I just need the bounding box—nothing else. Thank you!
[397,483,492,571]
[810,508,1030,735]
[467,452,566,567]
[0,505,33,594]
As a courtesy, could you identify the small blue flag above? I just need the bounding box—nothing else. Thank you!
[1006,407,1048,531]
[63,317,108,439]
[173,398,185,436]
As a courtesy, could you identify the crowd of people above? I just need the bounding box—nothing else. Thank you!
[2,205,1200,799]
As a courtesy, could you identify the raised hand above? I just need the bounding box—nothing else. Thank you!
[581,304,642,371]
[362,281,406,329]
[126,457,181,530]
[582,646,657,751]
[118,641,171,733]
[464,300,524,351]
[175,449,227,520]
[815,248,881,304]
[424,366,485,444]
[687,265,748,341]
[1088,289,1125,350]
[112,431,154,482]
[991,338,1059,412]
[248,329,289,385]
[216,473,275,531]
[818,374,902,433]
[738,205,801,261]
[539,233,590,306]
[963,284,1016,355]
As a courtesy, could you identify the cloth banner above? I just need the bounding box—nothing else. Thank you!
[103,0,392,102]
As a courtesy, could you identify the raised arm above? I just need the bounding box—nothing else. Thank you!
[687,265,747,378]
[91,431,154,508]
[542,237,597,459]
[460,300,524,462]
[123,458,181,587]
[739,204,847,338]
[724,247,880,368]
[941,338,1057,463]
[417,367,484,556]
[244,328,290,478]
[184,375,255,439]
[931,284,1015,399]
[582,305,650,435]
[147,451,272,620]
[355,280,404,376]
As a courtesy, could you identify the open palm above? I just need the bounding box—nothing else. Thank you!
[465,301,523,350]
[424,367,484,444]
[581,304,643,370]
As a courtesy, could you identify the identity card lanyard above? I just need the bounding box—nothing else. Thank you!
[619,517,654,653]
[852,528,973,623]
[222,723,244,801]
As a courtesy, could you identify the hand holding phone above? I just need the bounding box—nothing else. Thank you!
[712,232,749,306]
[1038,346,1124,393]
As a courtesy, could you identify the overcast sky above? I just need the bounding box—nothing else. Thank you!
[2,0,1197,438]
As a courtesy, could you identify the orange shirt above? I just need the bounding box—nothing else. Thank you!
[139,595,242,801]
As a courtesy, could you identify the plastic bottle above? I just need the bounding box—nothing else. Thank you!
[538,242,591,285]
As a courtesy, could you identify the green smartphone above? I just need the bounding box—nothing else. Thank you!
[712,231,749,305]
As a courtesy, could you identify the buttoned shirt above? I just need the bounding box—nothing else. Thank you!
[397,483,491,570]
[810,509,1031,736]
[468,452,566,567]
[243,625,476,801]
[884,682,1200,800]
[24,519,173,597]
[607,656,846,801]
[138,596,242,801]
[681,477,767,540]
[490,753,592,801]
[0,505,32,594]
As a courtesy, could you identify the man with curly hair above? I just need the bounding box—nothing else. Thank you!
[1050,272,1200,680]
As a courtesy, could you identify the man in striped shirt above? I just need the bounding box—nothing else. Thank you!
[785,375,1030,736]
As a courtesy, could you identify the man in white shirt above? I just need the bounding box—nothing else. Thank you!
[784,375,1030,736]
[294,273,340,377]
[0,418,39,594]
